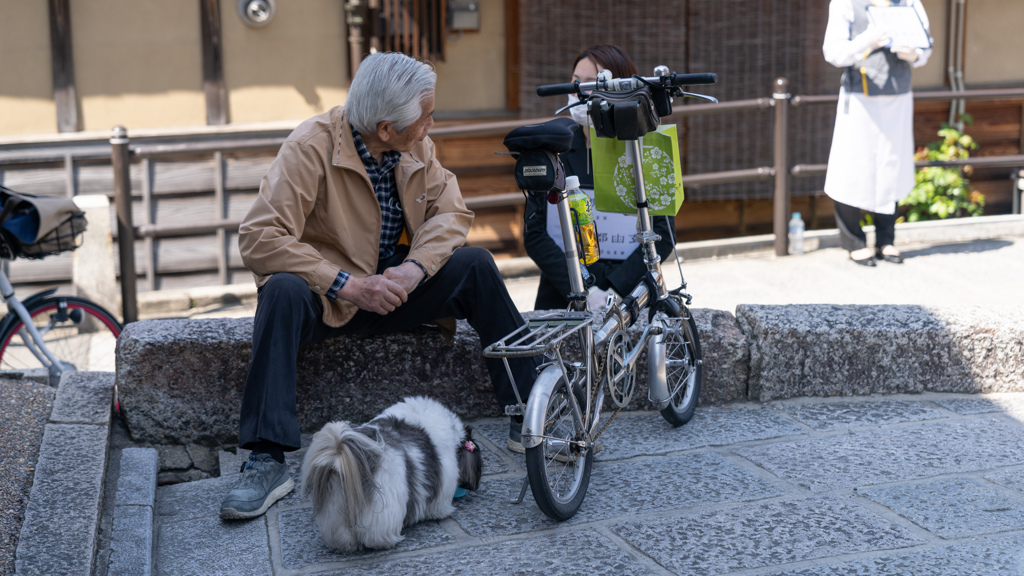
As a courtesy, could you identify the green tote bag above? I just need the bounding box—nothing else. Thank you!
[590,124,684,216]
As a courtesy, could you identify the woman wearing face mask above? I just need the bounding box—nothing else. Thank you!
[523,44,676,312]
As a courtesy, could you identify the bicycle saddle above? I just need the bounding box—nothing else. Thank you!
[503,118,576,154]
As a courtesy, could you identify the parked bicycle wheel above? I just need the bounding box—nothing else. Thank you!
[525,367,593,521]
[0,295,122,378]
[654,310,702,426]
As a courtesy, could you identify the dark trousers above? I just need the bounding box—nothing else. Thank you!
[833,200,897,252]
[238,246,538,451]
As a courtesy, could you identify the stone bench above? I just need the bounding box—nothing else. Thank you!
[115,304,1024,447]
[115,309,748,446]
[737,304,1024,401]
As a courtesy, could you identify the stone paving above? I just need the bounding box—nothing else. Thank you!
[12,216,1024,575]
[152,393,1024,576]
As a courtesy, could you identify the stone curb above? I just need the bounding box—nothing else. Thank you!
[738,304,1024,401]
[115,303,1024,447]
[107,448,158,576]
[115,309,744,446]
[15,373,114,576]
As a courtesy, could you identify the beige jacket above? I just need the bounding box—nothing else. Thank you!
[239,106,473,327]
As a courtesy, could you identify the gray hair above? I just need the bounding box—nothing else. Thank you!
[346,52,437,134]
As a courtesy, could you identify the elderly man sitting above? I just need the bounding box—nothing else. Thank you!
[220,52,538,520]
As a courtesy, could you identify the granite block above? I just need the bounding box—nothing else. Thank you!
[108,505,153,576]
[295,529,653,576]
[859,477,1024,538]
[475,407,806,468]
[691,307,749,405]
[276,506,456,569]
[184,444,218,473]
[115,307,749,446]
[155,516,272,576]
[933,393,1024,416]
[116,318,493,445]
[156,444,192,471]
[50,371,114,425]
[218,448,251,477]
[116,447,158,507]
[157,474,248,521]
[612,496,924,576]
[737,304,1024,402]
[983,468,1024,495]
[591,407,807,461]
[735,417,1024,493]
[15,424,108,576]
[777,398,949,431]
[450,451,785,538]
[762,533,1024,576]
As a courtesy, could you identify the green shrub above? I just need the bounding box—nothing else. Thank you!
[899,115,985,222]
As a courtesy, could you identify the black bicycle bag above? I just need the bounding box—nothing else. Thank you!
[588,86,660,140]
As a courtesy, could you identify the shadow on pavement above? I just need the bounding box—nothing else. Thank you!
[901,238,1013,259]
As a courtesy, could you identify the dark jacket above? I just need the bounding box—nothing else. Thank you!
[523,124,675,310]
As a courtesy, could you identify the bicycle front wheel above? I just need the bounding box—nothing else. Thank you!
[525,370,593,521]
[0,296,122,375]
[656,310,702,426]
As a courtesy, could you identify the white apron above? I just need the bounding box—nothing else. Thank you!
[824,87,916,215]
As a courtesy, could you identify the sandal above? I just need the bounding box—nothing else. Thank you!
[849,247,876,267]
[875,245,904,264]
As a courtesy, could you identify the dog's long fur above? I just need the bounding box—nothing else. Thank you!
[300,396,482,552]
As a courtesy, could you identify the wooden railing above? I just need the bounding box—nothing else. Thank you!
[1,80,1022,323]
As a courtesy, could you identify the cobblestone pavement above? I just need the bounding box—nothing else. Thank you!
[154,393,1024,575]
[14,217,1024,575]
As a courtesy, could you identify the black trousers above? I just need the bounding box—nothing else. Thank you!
[238,246,538,451]
[833,200,897,252]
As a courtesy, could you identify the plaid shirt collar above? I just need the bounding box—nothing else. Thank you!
[351,127,402,181]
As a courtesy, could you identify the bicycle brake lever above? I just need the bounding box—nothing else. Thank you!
[681,92,718,104]
[555,100,587,115]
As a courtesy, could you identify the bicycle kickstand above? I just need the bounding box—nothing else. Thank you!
[511,475,530,505]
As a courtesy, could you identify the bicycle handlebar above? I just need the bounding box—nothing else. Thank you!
[536,83,581,97]
[536,71,718,97]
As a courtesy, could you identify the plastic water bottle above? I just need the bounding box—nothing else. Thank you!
[565,175,601,265]
[788,212,805,255]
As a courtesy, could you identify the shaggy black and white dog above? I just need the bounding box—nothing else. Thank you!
[300,396,482,552]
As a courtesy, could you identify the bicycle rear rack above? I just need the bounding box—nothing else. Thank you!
[483,310,594,359]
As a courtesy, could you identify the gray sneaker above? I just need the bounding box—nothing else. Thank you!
[219,453,294,520]
[508,417,525,454]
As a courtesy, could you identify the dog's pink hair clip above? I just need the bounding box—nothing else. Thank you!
[463,440,476,452]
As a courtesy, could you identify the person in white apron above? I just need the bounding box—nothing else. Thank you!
[823,0,932,265]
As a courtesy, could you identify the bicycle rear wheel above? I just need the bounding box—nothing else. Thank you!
[0,295,122,376]
[656,310,702,426]
[525,370,593,521]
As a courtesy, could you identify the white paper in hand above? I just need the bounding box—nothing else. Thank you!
[867,6,932,49]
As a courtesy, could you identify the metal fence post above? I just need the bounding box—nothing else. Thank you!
[111,126,138,324]
[1014,168,1023,215]
[772,77,791,257]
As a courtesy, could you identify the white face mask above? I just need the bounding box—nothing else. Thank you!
[567,94,590,127]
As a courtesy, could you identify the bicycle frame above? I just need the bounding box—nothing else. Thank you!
[521,137,672,447]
